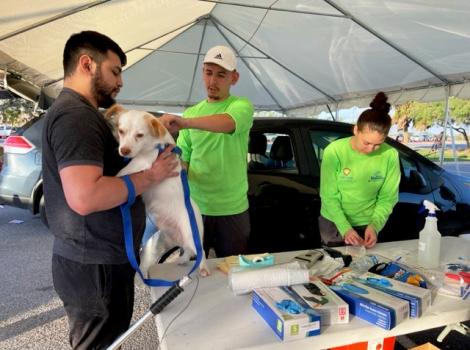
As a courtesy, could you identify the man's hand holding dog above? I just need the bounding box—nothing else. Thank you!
[153,145,179,176]
[145,145,179,183]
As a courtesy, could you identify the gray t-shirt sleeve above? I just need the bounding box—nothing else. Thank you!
[50,106,106,170]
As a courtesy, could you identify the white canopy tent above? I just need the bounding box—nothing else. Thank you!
[1,0,470,116]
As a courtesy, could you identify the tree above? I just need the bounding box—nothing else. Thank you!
[0,98,35,125]
[392,101,413,144]
[393,98,470,149]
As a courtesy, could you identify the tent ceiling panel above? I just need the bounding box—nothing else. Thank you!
[164,21,279,109]
[0,0,212,80]
[273,0,342,15]
[139,24,192,51]
[335,0,470,79]
[120,50,200,104]
[212,0,342,16]
[1,1,470,114]
[244,58,328,109]
[0,0,92,38]
[213,5,438,101]
[120,20,280,110]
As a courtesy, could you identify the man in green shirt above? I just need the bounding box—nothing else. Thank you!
[161,45,254,257]
[319,92,400,248]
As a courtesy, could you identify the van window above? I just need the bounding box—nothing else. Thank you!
[309,130,349,167]
[396,150,432,194]
[248,132,297,173]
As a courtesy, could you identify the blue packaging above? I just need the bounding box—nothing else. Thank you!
[356,273,431,318]
[331,281,409,330]
[252,286,321,341]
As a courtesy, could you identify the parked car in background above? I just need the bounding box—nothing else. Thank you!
[0,116,46,225]
[1,116,469,251]
[246,118,470,253]
[0,124,13,140]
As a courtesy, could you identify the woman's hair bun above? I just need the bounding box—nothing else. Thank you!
[369,92,390,114]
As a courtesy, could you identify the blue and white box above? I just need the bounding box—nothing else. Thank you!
[252,286,321,341]
[291,280,349,325]
[331,280,409,330]
[356,272,432,318]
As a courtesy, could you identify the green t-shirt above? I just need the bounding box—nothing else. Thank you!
[177,95,254,215]
[320,137,400,235]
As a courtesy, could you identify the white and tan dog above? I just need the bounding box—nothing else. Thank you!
[104,104,209,277]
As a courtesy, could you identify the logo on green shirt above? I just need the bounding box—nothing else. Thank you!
[370,171,385,181]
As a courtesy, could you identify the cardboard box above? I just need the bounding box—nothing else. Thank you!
[331,280,409,330]
[291,279,349,325]
[329,336,396,350]
[357,272,432,318]
[252,286,321,341]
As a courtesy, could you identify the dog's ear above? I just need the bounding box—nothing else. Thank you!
[103,104,125,120]
[149,117,167,138]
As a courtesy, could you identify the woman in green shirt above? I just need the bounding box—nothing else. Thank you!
[319,92,401,248]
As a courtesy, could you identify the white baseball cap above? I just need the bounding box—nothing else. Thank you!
[203,45,237,71]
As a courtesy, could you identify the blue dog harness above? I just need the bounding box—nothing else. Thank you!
[119,145,203,287]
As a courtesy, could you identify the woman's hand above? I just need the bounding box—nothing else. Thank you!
[344,229,365,246]
[364,225,377,248]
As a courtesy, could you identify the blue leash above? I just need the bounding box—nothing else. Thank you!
[119,145,203,287]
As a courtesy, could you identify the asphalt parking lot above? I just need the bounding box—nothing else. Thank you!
[0,205,159,350]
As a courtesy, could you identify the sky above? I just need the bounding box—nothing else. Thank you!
[316,106,469,139]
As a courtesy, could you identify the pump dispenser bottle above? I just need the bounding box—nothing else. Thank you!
[417,200,441,268]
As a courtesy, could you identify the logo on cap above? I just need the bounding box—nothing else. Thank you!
[204,45,237,71]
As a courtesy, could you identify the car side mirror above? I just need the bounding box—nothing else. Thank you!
[409,170,427,189]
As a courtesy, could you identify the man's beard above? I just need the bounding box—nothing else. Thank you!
[92,68,117,108]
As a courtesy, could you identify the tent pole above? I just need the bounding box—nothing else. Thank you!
[448,120,461,176]
[209,17,285,112]
[186,20,208,105]
[439,86,451,167]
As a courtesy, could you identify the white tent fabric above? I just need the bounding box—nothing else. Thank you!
[1,0,470,115]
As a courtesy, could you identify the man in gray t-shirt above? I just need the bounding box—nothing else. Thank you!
[42,31,179,349]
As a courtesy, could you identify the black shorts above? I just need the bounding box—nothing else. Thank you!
[203,210,250,258]
[52,254,135,350]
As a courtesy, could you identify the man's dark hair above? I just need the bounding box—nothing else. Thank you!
[63,30,127,77]
[357,92,392,135]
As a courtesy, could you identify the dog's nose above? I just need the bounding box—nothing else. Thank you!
[120,147,131,156]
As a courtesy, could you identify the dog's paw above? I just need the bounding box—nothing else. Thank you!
[198,261,210,277]
[199,267,210,277]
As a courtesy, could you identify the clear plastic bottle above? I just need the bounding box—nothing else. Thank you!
[418,200,441,269]
[349,255,379,273]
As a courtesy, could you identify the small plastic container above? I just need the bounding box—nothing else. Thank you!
[349,255,379,273]
[346,245,366,258]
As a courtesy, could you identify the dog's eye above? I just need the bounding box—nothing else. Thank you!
[136,133,144,138]
[118,129,124,135]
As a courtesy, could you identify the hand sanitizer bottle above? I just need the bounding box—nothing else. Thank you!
[418,200,441,268]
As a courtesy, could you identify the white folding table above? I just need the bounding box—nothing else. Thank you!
[149,236,470,350]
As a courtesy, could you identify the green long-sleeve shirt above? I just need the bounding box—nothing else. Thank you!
[320,137,400,236]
